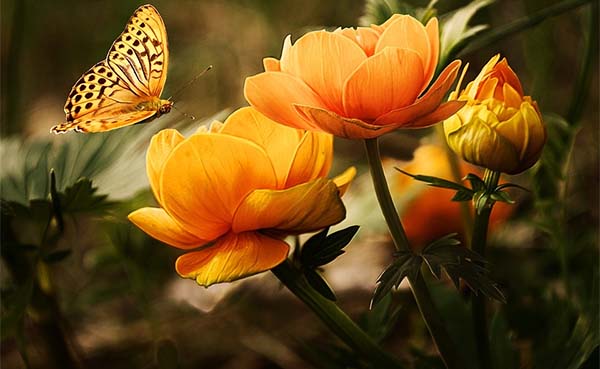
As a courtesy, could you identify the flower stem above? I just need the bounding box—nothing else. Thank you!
[271,260,405,368]
[363,138,466,369]
[471,169,501,369]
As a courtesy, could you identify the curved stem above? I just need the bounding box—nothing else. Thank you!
[458,0,592,57]
[364,138,467,369]
[471,169,501,369]
[271,260,405,368]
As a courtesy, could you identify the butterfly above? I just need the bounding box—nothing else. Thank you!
[52,4,171,134]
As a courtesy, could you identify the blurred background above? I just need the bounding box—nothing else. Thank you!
[1,0,598,368]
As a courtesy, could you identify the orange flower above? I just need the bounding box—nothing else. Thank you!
[244,14,465,139]
[128,107,355,286]
[393,145,513,250]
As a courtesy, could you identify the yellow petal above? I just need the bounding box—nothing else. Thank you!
[146,129,185,204]
[244,71,326,130]
[283,31,367,114]
[232,178,346,234]
[176,232,289,286]
[128,207,208,249]
[220,107,302,187]
[333,166,357,196]
[263,57,280,72]
[160,134,277,241]
[342,48,424,120]
[285,131,333,187]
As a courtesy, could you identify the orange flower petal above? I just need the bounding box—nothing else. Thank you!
[374,60,461,126]
[343,48,425,120]
[128,207,208,249]
[294,104,400,139]
[160,134,277,241]
[335,27,380,56]
[176,232,289,286]
[283,31,367,114]
[406,100,467,128]
[375,15,431,75]
[146,129,185,204]
[220,107,302,187]
[244,71,326,130]
[263,57,280,72]
[333,166,357,196]
[285,131,333,187]
[424,18,440,90]
[232,178,346,234]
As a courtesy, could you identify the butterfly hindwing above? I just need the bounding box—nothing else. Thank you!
[52,110,157,133]
[107,4,168,98]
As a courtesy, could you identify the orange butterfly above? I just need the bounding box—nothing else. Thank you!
[52,4,171,134]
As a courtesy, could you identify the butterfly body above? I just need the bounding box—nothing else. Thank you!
[52,4,170,134]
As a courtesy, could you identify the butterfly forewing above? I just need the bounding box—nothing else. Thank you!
[52,4,169,134]
[107,4,168,97]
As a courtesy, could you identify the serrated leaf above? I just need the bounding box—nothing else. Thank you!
[59,178,113,214]
[439,0,495,66]
[304,269,337,301]
[451,189,474,202]
[464,173,486,192]
[360,292,403,343]
[41,249,72,264]
[301,226,358,268]
[445,263,506,303]
[156,339,180,369]
[371,252,422,308]
[490,190,515,204]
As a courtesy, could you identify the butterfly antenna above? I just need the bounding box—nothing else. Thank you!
[168,65,213,101]
[172,105,196,121]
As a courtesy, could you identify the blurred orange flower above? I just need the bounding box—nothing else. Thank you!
[444,55,546,174]
[129,107,355,286]
[394,145,513,250]
[244,14,465,139]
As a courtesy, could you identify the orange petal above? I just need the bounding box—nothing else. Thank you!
[160,134,277,241]
[146,129,185,204]
[335,27,381,56]
[285,131,333,187]
[333,166,357,196]
[294,104,399,139]
[374,60,461,126]
[283,31,367,114]
[220,107,302,187]
[343,48,424,120]
[424,17,440,91]
[244,71,326,130]
[263,57,280,72]
[232,178,346,234]
[406,100,466,128]
[128,207,208,249]
[375,15,431,76]
[176,232,289,286]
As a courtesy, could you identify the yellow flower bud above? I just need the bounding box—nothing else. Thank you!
[443,55,546,174]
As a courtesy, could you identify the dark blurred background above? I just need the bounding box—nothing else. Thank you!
[1,0,597,368]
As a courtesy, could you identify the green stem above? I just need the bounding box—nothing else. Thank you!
[364,138,466,369]
[271,260,405,368]
[470,169,500,369]
[458,0,592,57]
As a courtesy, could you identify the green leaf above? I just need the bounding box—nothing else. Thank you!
[301,226,359,268]
[156,339,180,369]
[464,173,486,192]
[421,234,505,303]
[59,178,113,214]
[371,252,422,308]
[439,0,495,67]
[359,292,403,343]
[496,183,529,192]
[395,168,473,193]
[452,190,474,202]
[304,268,337,301]
[359,0,418,26]
[490,190,515,204]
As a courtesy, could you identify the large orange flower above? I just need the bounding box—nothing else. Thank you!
[244,14,464,139]
[129,107,355,286]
